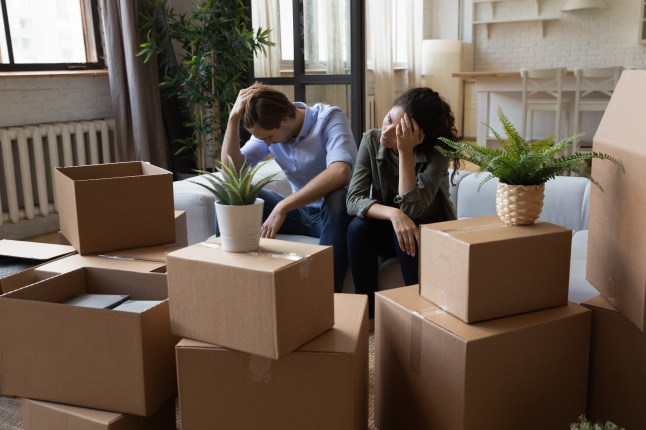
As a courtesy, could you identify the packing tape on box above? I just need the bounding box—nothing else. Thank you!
[199,241,317,282]
[439,221,502,237]
[410,308,443,375]
[410,312,424,375]
[249,355,273,383]
[199,242,306,261]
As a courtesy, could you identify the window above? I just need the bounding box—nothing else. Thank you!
[251,0,364,147]
[0,0,104,71]
[640,0,646,45]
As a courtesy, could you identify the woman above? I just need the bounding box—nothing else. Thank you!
[346,87,461,320]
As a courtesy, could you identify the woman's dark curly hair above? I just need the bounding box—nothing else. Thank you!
[393,87,462,177]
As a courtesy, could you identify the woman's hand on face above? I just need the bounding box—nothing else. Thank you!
[395,113,424,153]
[389,209,420,257]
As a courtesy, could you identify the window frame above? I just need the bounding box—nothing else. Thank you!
[0,0,105,72]
[640,0,646,45]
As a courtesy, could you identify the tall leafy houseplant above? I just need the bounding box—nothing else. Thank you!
[437,106,624,225]
[138,0,273,172]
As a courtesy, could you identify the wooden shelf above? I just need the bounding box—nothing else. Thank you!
[473,17,559,38]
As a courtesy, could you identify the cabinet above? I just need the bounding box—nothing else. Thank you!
[472,0,559,38]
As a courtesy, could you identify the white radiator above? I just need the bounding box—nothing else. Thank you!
[0,119,118,226]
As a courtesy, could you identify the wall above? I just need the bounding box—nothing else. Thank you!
[471,0,646,70]
[0,74,111,128]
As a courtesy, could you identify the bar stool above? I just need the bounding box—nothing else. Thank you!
[520,68,571,142]
[572,66,623,153]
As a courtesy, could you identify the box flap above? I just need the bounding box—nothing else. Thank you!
[56,161,144,181]
[100,243,185,263]
[23,398,124,425]
[35,254,166,276]
[582,295,618,312]
[0,240,75,261]
[595,70,646,152]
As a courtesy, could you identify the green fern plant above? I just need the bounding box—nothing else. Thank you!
[190,156,280,205]
[437,106,624,191]
[570,415,625,430]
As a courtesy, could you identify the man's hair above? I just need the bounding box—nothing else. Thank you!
[242,83,297,130]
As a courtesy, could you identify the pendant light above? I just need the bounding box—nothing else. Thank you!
[562,0,607,12]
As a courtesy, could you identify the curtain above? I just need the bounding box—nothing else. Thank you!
[366,0,424,125]
[100,0,168,168]
[321,0,349,109]
[251,1,281,78]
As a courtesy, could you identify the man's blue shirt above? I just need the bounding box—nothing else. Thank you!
[241,102,357,208]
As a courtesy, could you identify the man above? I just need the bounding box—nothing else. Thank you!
[221,83,357,293]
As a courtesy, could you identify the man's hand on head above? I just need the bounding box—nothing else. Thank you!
[229,87,257,121]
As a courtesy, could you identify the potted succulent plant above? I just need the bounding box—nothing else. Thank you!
[437,106,624,226]
[191,156,279,252]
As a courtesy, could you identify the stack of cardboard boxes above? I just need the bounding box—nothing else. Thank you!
[166,236,369,429]
[0,161,186,429]
[374,70,646,430]
[374,216,591,429]
[581,70,646,429]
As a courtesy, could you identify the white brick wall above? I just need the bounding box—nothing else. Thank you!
[473,0,646,71]
[0,75,112,128]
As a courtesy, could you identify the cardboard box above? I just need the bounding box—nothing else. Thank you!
[55,161,175,255]
[22,398,176,430]
[58,210,189,251]
[587,70,646,332]
[375,286,591,430]
[0,239,75,293]
[582,295,646,429]
[420,216,572,323]
[175,293,368,430]
[0,267,179,415]
[166,237,335,359]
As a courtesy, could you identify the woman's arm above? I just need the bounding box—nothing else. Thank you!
[346,132,379,216]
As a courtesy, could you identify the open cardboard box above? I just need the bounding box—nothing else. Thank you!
[55,161,175,255]
[0,267,179,415]
[0,239,75,293]
[176,294,368,430]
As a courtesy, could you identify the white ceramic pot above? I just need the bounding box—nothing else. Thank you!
[215,198,264,252]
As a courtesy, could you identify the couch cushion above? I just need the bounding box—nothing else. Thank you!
[568,230,599,304]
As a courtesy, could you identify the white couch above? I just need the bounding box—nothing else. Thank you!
[173,160,599,303]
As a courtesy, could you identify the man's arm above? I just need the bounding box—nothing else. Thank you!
[221,87,256,171]
[260,161,351,238]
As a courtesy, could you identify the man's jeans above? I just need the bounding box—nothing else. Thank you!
[258,188,350,293]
